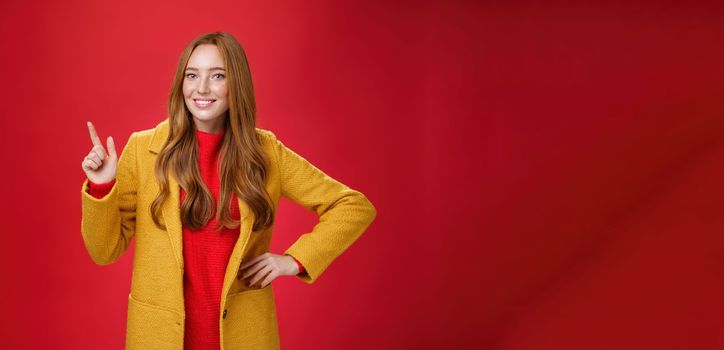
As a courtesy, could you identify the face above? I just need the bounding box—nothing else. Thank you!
[183,44,229,133]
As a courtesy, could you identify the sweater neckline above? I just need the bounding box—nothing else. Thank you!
[196,128,225,137]
[195,128,225,151]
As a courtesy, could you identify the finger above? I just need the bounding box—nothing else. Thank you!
[248,265,273,287]
[82,159,94,171]
[91,145,108,160]
[259,270,279,288]
[83,158,100,170]
[107,136,117,159]
[87,121,103,147]
[240,252,270,270]
[87,156,102,168]
[238,259,266,280]
[88,152,103,165]
[239,252,270,271]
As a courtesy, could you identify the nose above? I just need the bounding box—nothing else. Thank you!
[197,76,210,94]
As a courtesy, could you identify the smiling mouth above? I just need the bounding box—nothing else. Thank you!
[193,99,216,108]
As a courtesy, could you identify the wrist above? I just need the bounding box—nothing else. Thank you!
[285,254,304,275]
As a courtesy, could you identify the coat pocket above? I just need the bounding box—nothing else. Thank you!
[126,293,184,350]
[222,285,280,350]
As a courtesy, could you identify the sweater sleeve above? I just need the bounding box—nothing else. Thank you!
[268,131,377,284]
[87,178,116,199]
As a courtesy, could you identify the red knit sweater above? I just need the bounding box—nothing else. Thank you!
[87,128,304,350]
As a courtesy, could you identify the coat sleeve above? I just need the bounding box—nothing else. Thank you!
[80,132,139,265]
[267,131,377,284]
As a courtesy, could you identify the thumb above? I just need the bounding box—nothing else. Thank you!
[107,136,117,159]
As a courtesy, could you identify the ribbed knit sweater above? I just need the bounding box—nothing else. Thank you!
[87,128,304,350]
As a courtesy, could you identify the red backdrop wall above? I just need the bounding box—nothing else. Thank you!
[2,0,724,349]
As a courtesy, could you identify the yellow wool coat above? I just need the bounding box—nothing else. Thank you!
[80,118,377,349]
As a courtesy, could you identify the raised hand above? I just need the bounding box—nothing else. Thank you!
[81,121,118,184]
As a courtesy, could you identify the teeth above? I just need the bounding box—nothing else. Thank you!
[195,100,213,105]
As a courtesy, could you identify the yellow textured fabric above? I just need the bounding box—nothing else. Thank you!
[80,118,377,349]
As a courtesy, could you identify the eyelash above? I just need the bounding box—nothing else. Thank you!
[185,73,225,79]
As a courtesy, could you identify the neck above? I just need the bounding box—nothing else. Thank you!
[193,117,226,134]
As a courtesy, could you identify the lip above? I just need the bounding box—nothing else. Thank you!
[192,98,216,109]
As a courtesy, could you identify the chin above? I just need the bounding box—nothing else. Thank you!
[192,114,216,121]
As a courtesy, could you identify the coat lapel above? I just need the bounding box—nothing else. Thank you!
[147,119,256,296]
[161,175,184,270]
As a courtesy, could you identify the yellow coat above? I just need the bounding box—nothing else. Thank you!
[80,118,377,349]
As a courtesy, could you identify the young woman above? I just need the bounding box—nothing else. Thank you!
[79,32,377,350]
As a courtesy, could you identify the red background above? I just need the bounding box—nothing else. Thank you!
[2,0,724,349]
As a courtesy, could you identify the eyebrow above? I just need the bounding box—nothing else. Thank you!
[185,67,226,71]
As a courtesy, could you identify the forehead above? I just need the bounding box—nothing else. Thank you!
[186,44,224,68]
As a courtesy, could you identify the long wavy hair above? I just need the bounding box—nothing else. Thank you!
[150,32,274,233]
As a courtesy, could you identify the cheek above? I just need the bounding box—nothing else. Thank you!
[182,81,193,97]
[212,83,228,97]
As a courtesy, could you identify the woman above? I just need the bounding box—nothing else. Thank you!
[79,32,377,350]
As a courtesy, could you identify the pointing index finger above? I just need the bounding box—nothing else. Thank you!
[87,121,102,147]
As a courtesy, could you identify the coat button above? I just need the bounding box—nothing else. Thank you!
[223,308,227,319]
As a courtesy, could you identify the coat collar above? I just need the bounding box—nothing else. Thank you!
[147,118,256,300]
[148,118,169,154]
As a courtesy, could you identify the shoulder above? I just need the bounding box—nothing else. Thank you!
[254,127,277,141]
[135,126,157,138]
[255,127,284,152]
[128,118,166,141]
[114,118,170,156]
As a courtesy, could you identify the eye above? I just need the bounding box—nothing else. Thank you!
[213,73,225,79]
[185,73,196,79]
